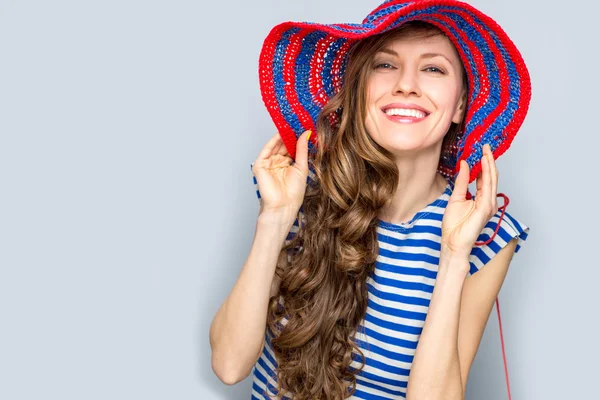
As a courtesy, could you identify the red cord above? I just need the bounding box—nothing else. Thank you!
[467,190,513,398]
[496,298,512,400]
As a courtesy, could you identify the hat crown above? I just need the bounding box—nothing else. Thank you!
[362,0,412,24]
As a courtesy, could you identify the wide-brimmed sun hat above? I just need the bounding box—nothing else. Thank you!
[257,0,532,184]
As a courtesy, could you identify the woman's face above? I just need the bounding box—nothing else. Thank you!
[364,33,467,155]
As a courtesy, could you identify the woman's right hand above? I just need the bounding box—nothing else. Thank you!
[251,130,312,214]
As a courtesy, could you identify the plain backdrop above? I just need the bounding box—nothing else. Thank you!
[0,0,597,399]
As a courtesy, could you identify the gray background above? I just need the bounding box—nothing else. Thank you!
[0,0,596,399]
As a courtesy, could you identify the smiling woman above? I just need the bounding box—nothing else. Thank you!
[365,31,469,171]
[209,1,532,399]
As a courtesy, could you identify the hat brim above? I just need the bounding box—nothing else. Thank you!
[258,0,531,184]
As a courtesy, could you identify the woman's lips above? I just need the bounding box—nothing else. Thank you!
[382,110,429,123]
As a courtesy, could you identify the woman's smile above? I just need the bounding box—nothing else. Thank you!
[382,108,431,124]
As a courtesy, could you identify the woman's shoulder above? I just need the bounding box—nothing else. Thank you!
[468,205,530,276]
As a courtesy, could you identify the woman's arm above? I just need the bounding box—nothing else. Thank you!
[209,209,295,385]
[406,247,470,400]
[406,239,517,400]
[211,130,311,385]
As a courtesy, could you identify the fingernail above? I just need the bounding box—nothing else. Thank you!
[306,130,312,141]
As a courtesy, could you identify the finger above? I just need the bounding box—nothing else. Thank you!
[257,132,283,161]
[274,140,290,157]
[487,145,498,210]
[293,130,311,174]
[479,146,492,209]
[451,160,469,201]
[273,134,292,157]
[477,146,488,194]
[476,167,483,192]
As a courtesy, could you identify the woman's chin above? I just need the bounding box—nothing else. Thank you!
[380,137,426,153]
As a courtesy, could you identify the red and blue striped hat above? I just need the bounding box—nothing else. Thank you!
[258,0,532,184]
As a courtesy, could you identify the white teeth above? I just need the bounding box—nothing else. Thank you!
[384,108,427,118]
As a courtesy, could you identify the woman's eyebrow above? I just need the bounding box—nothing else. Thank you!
[376,48,453,65]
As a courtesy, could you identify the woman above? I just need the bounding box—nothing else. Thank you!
[210,1,531,399]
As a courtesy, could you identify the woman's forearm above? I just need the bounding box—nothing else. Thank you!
[209,209,296,384]
[406,248,470,400]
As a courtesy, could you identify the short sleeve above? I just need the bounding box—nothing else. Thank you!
[249,162,309,248]
[468,208,530,276]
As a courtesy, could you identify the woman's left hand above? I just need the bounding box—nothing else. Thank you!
[441,143,499,257]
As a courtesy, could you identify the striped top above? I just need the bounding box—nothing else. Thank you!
[248,164,529,399]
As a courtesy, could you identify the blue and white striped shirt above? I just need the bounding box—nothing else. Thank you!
[249,164,529,399]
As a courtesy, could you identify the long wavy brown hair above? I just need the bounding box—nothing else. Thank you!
[265,21,469,399]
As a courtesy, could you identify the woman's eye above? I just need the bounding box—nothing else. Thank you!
[375,64,445,74]
[424,66,445,74]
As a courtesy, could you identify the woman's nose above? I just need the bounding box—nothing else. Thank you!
[393,69,421,96]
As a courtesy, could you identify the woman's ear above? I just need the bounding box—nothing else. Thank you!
[452,90,468,124]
